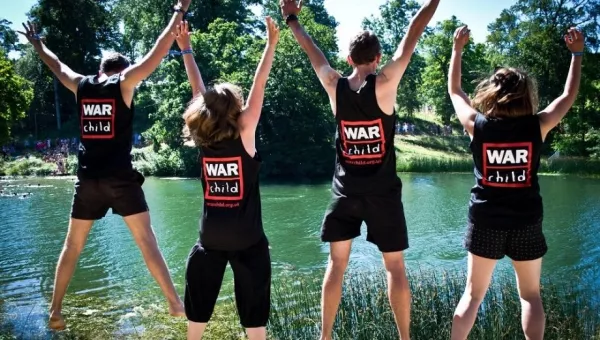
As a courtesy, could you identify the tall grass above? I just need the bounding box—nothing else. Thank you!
[396,157,473,173]
[1,269,597,339]
[269,270,599,340]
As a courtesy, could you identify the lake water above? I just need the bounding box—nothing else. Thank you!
[1,174,599,336]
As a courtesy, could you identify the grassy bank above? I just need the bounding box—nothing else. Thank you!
[2,269,597,339]
[395,135,600,175]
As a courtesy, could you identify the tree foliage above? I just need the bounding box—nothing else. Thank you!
[5,0,600,174]
[420,16,488,124]
[363,0,424,116]
[0,51,33,143]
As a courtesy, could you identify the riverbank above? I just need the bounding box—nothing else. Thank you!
[1,269,597,339]
[2,137,600,177]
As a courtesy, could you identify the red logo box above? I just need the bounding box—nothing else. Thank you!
[80,99,116,139]
[340,119,386,160]
[202,157,244,201]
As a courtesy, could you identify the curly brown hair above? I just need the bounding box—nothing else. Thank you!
[471,67,539,118]
[183,83,245,147]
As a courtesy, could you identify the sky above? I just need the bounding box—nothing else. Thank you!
[3,0,517,57]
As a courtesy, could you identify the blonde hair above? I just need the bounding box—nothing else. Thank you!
[471,67,539,118]
[183,83,244,147]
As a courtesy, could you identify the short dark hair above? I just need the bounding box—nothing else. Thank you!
[100,52,131,74]
[349,31,381,65]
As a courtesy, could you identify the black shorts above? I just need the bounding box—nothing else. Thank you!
[184,237,271,328]
[321,191,409,253]
[465,222,547,261]
[70,170,148,220]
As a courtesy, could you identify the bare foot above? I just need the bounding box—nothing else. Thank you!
[168,299,185,317]
[49,311,66,330]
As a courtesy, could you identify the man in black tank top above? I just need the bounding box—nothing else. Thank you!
[18,1,191,329]
[282,1,440,339]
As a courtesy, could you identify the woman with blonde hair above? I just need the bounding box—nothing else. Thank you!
[173,17,279,340]
[448,25,584,340]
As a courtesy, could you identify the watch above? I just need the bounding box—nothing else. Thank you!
[173,4,187,18]
[285,14,299,25]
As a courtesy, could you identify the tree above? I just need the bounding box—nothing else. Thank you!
[13,0,119,136]
[420,16,488,124]
[0,51,33,144]
[0,19,18,53]
[487,0,600,155]
[363,0,424,116]
[116,0,262,56]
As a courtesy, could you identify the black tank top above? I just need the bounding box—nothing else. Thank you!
[199,137,264,251]
[333,74,401,195]
[76,75,134,178]
[469,113,543,228]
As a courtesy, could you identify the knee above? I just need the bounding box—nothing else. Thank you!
[328,255,349,274]
[63,237,85,254]
[519,290,542,304]
[463,284,487,303]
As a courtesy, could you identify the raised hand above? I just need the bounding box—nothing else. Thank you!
[280,0,302,17]
[173,21,192,50]
[266,16,280,47]
[453,26,470,51]
[16,21,42,47]
[564,27,584,53]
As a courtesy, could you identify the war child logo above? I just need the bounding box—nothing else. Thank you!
[340,119,386,166]
[203,157,244,207]
[81,99,115,139]
[482,142,533,188]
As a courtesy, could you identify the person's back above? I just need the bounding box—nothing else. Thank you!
[198,135,263,250]
[333,74,400,195]
[470,113,544,228]
[77,74,134,177]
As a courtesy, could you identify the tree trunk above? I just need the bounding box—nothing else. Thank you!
[53,76,61,130]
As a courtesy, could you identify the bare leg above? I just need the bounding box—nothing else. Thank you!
[451,253,497,340]
[49,218,94,330]
[123,212,184,316]
[382,251,411,339]
[246,327,267,340]
[187,321,207,340]
[513,259,545,340]
[320,240,352,340]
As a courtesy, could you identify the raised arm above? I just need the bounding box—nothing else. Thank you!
[18,22,83,95]
[120,0,191,90]
[539,28,584,141]
[448,26,477,135]
[174,21,206,96]
[378,0,440,88]
[280,0,340,97]
[239,17,279,134]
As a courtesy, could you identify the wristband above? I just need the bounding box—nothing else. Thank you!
[173,4,187,18]
[285,14,299,25]
[32,34,41,41]
[181,49,193,55]
[572,52,584,57]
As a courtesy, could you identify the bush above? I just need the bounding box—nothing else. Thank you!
[3,157,56,176]
[132,145,199,177]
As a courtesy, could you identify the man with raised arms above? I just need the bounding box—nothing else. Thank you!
[18,0,192,330]
[280,0,440,339]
